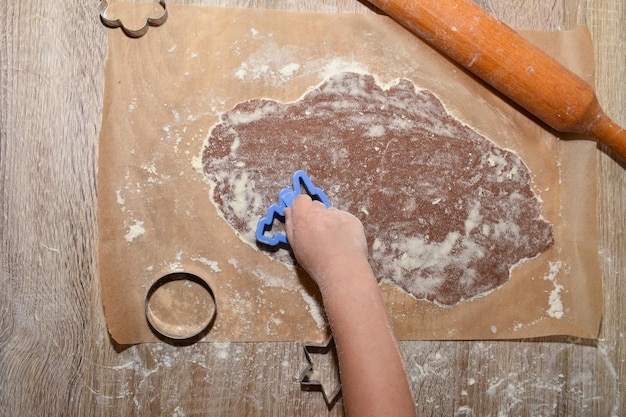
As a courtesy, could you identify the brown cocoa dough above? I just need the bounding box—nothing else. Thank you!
[201,72,553,306]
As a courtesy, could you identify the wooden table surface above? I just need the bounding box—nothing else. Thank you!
[1,0,624,415]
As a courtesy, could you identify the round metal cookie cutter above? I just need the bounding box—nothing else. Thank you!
[145,272,216,342]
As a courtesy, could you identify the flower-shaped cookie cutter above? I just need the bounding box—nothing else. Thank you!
[99,0,168,38]
[256,170,331,247]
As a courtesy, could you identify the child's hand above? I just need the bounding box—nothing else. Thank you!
[285,194,369,291]
[286,195,416,417]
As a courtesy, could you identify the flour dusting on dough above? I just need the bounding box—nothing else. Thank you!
[200,72,553,306]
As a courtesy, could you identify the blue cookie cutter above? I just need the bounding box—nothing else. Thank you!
[256,170,331,247]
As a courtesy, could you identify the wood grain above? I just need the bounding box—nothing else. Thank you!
[1,0,624,416]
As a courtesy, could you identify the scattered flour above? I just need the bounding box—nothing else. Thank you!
[192,256,222,273]
[544,261,565,319]
[298,290,327,330]
[279,62,300,78]
[124,220,145,242]
[233,41,301,84]
[116,189,125,206]
[172,405,186,417]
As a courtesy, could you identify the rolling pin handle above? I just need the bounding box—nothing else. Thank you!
[586,108,626,159]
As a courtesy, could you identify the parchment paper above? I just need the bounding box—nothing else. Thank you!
[98,4,601,344]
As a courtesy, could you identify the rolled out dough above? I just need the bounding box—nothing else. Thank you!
[201,72,553,306]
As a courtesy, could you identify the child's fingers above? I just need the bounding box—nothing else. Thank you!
[291,193,313,212]
[284,207,293,241]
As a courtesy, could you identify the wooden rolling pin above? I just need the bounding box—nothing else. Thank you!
[367,0,626,160]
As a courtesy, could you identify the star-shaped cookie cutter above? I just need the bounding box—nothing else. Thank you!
[298,336,342,406]
[256,170,331,247]
[99,0,168,38]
